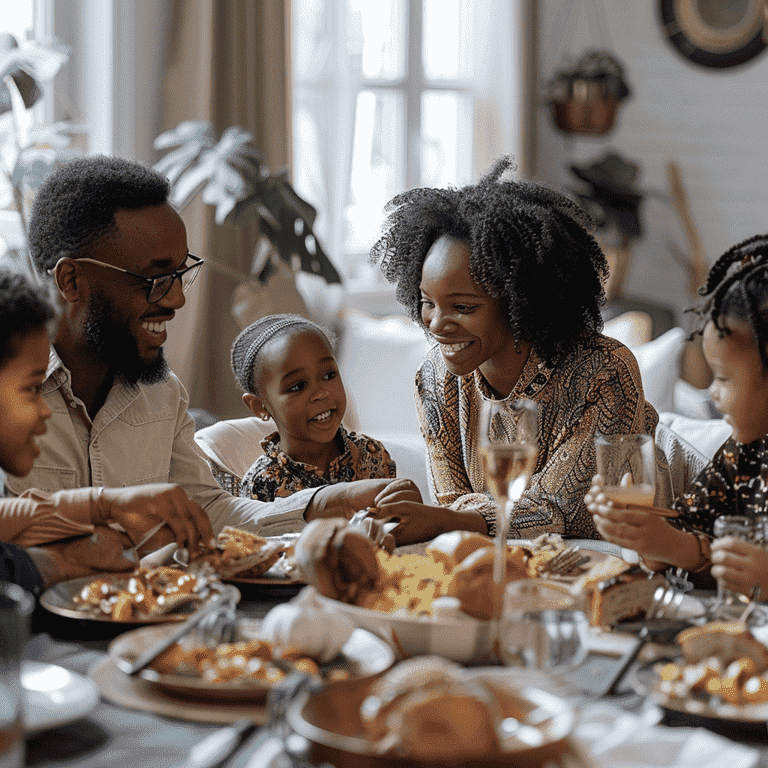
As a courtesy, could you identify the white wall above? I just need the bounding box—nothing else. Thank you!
[535,1,768,322]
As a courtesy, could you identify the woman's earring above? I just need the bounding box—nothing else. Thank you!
[260,414,271,422]
[514,339,522,355]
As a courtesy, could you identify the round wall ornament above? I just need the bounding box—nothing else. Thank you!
[659,0,768,69]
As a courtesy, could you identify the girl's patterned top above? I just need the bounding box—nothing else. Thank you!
[239,425,396,502]
[672,435,768,534]
[415,336,658,539]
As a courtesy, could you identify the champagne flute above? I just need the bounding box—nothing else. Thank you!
[594,434,656,508]
[477,398,538,619]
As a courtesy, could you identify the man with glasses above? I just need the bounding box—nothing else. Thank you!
[9,156,396,538]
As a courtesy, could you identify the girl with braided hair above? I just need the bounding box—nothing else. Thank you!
[589,234,768,592]
[368,157,657,544]
[231,314,396,502]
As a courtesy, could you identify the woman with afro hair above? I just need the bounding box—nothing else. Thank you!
[369,157,658,542]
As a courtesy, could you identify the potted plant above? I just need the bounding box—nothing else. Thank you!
[545,50,632,135]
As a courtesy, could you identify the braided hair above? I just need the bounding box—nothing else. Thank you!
[369,157,608,366]
[231,314,333,395]
[691,234,768,370]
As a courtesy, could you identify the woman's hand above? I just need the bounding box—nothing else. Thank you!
[711,537,768,600]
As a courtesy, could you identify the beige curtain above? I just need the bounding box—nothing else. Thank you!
[160,0,290,419]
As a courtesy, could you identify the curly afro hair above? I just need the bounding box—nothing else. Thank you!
[370,157,609,366]
[689,233,768,371]
[28,155,171,275]
[0,269,57,369]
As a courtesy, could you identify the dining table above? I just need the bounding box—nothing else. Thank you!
[20,539,768,768]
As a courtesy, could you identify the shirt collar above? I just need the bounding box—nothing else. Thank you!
[474,345,553,401]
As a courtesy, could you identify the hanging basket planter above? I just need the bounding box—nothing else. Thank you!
[546,50,632,136]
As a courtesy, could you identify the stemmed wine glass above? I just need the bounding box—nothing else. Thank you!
[476,398,538,619]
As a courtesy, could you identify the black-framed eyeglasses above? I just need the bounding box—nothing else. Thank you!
[48,254,204,303]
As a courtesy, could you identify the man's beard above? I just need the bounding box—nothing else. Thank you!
[85,288,170,386]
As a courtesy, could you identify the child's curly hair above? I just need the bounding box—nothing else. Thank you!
[369,156,609,366]
[690,233,768,370]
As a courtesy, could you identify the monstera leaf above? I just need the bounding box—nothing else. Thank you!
[154,120,340,284]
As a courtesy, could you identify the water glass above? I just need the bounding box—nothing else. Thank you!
[0,583,34,768]
[713,515,768,616]
[595,434,656,507]
[499,580,588,672]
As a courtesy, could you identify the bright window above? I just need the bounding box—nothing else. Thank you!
[292,0,475,280]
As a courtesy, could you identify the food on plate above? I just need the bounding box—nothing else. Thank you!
[260,586,355,663]
[73,567,210,620]
[654,621,768,706]
[575,560,667,627]
[149,635,335,685]
[294,518,381,603]
[195,527,292,579]
[295,521,579,620]
[358,656,567,759]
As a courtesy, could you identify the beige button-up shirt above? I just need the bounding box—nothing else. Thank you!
[4,348,313,536]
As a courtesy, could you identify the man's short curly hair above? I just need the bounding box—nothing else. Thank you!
[0,269,57,369]
[28,155,171,275]
[369,156,609,366]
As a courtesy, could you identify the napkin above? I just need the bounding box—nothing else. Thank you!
[572,702,759,768]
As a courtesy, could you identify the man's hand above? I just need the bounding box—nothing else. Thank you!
[97,484,215,557]
[30,527,136,587]
[305,478,399,522]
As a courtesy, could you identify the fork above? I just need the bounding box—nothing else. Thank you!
[603,583,685,696]
[539,546,592,577]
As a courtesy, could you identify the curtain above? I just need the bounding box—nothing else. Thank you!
[160,0,290,419]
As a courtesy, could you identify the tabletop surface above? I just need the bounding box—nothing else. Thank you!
[22,547,768,768]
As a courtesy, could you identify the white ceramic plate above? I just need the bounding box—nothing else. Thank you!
[107,618,395,701]
[22,662,100,733]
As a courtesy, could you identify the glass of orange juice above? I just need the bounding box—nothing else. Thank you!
[594,434,656,508]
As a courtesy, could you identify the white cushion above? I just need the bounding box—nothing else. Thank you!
[195,417,276,481]
[658,412,731,462]
[337,311,431,438]
[628,327,686,415]
[603,311,653,349]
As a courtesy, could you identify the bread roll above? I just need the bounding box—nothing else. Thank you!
[294,518,381,603]
[445,545,530,620]
[676,621,768,673]
[425,531,495,571]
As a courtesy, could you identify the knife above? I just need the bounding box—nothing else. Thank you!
[119,585,238,676]
[176,720,256,768]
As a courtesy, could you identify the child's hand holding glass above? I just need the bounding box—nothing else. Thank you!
[711,526,768,608]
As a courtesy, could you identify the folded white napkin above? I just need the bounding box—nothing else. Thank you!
[573,702,758,768]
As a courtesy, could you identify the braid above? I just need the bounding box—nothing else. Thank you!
[231,314,327,395]
[370,156,608,366]
[692,234,768,370]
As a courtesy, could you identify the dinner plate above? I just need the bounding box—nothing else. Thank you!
[22,662,100,733]
[40,575,238,624]
[107,618,395,701]
[632,657,768,726]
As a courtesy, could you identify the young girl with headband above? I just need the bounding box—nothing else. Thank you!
[589,234,768,595]
[231,314,397,502]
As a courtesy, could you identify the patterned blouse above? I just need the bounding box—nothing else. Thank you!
[415,336,658,539]
[672,436,768,535]
[239,425,396,502]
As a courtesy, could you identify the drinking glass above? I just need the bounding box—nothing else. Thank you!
[499,579,589,672]
[594,434,656,508]
[477,398,538,618]
[713,515,768,617]
[0,582,34,768]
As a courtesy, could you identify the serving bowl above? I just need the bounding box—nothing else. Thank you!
[285,667,576,768]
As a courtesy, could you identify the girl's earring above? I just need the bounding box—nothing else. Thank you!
[260,414,271,422]
[514,338,522,355]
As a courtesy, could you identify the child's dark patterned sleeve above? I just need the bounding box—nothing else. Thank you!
[672,443,738,535]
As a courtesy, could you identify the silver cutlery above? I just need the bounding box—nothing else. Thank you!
[176,719,256,768]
